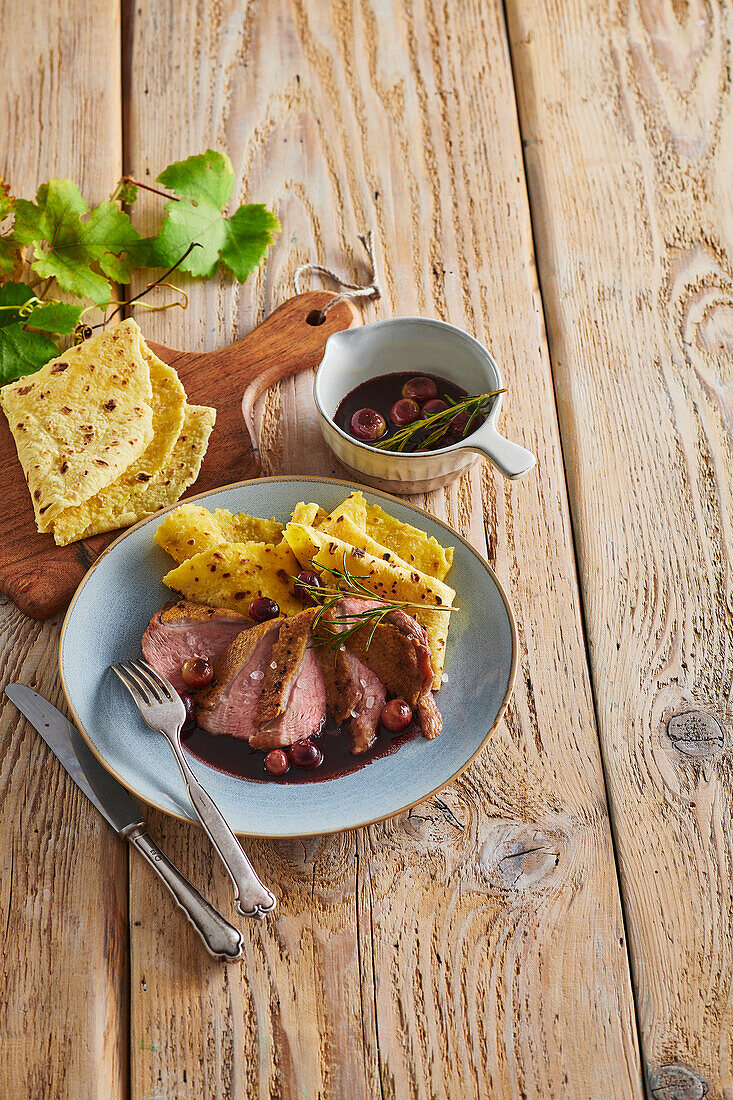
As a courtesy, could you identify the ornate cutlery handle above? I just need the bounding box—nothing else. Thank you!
[127,826,244,960]
[168,737,276,919]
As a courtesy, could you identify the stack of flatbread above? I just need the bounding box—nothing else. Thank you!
[0,319,216,546]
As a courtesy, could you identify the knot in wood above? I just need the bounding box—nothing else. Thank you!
[484,825,562,890]
[403,797,466,843]
[497,844,559,888]
[695,300,733,358]
[649,1063,708,1100]
[667,711,724,757]
[277,836,323,866]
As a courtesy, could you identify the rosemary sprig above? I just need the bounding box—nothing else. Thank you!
[292,554,458,656]
[314,604,405,655]
[371,389,507,452]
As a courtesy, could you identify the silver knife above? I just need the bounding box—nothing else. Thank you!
[5,683,244,962]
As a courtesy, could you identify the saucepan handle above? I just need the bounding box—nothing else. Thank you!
[462,421,536,480]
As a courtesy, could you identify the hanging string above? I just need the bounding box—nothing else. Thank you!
[293,231,380,316]
[241,233,381,472]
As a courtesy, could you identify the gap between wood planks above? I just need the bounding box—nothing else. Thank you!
[498,0,648,1083]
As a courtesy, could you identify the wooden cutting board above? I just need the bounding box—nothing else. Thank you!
[0,291,361,620]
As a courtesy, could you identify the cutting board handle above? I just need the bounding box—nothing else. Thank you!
[149,290,362,473]
[206,290,361,378]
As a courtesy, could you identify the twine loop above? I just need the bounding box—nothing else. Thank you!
[294,231,380,316]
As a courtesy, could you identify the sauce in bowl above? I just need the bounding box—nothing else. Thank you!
[334,371,485,452]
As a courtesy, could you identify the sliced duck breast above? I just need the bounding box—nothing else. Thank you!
[344,613,429,705]
[142,599,251,691]
[195,618,282,739]
[380,608,442,737]
[381,609,434,694]
[338,601,443,739]
[315,599,379,724]
[315,644,362,725]
[315,600,387,753]
[347,658,386,753]
[252,609,327,750]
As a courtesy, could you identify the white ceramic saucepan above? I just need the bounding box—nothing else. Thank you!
[313,317,536,494]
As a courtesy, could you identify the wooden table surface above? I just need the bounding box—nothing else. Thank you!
[1,2,730,1097]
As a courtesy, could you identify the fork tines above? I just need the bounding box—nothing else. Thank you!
[111,659,177,707]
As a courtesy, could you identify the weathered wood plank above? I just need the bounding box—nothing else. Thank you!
[506,0,733,1093]
[125,2,642,1097]
[123,2,378,1094]
[0,2,128,1097]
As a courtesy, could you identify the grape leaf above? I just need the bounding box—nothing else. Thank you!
[0,282,82,335]
[0,283,58,383]
[0,282,37,320]
[26,300,84,334]
[0,178,24,280]
[13,179,142,306]
[218,204,281,282]
[0,234,22,280]
[158,148,234,206]
[126,234,175,270]
[0,180,13,222]
[151,150,279,280]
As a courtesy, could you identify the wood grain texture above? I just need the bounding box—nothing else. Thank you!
[0,2,128,1097]
[125,2,641,1097]
[506,0,733,1093]
[0,290,358,620]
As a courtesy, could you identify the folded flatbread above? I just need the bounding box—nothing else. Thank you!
[0,319,153,531]
[51,345,185,544]
[154,502,284,564]
[54,401,216,544]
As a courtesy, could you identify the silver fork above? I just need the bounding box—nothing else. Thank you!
[111,658,276,920]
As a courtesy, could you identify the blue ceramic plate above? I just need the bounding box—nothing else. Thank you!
[59,476,516,837]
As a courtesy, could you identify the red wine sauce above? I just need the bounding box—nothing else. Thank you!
[182,712,420,785]
[335,371,472,451]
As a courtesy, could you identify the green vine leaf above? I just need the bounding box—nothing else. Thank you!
[13,179,142,306]
[151,150,280,280]
[0,178,24,280]
[0,283,58,383]
[0,181,13,222]
[25,300,84,335]
[0,151,278,384]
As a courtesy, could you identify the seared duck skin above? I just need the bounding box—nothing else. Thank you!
[251,608,327,750]
[315,601,387,754]
[330,600,443,739]
[142,599,251,691]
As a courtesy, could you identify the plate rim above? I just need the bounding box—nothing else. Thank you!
[59,474,518,837]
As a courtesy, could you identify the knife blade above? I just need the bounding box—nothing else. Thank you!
[5,683,244,962]
[5,683,144,833]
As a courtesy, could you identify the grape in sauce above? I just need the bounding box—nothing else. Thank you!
[381,699,413,732]
[181,656,213,689]
[334,372,480,451]
[350,407,387,442]
[182,711,420,785]
[249,596,280,622]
